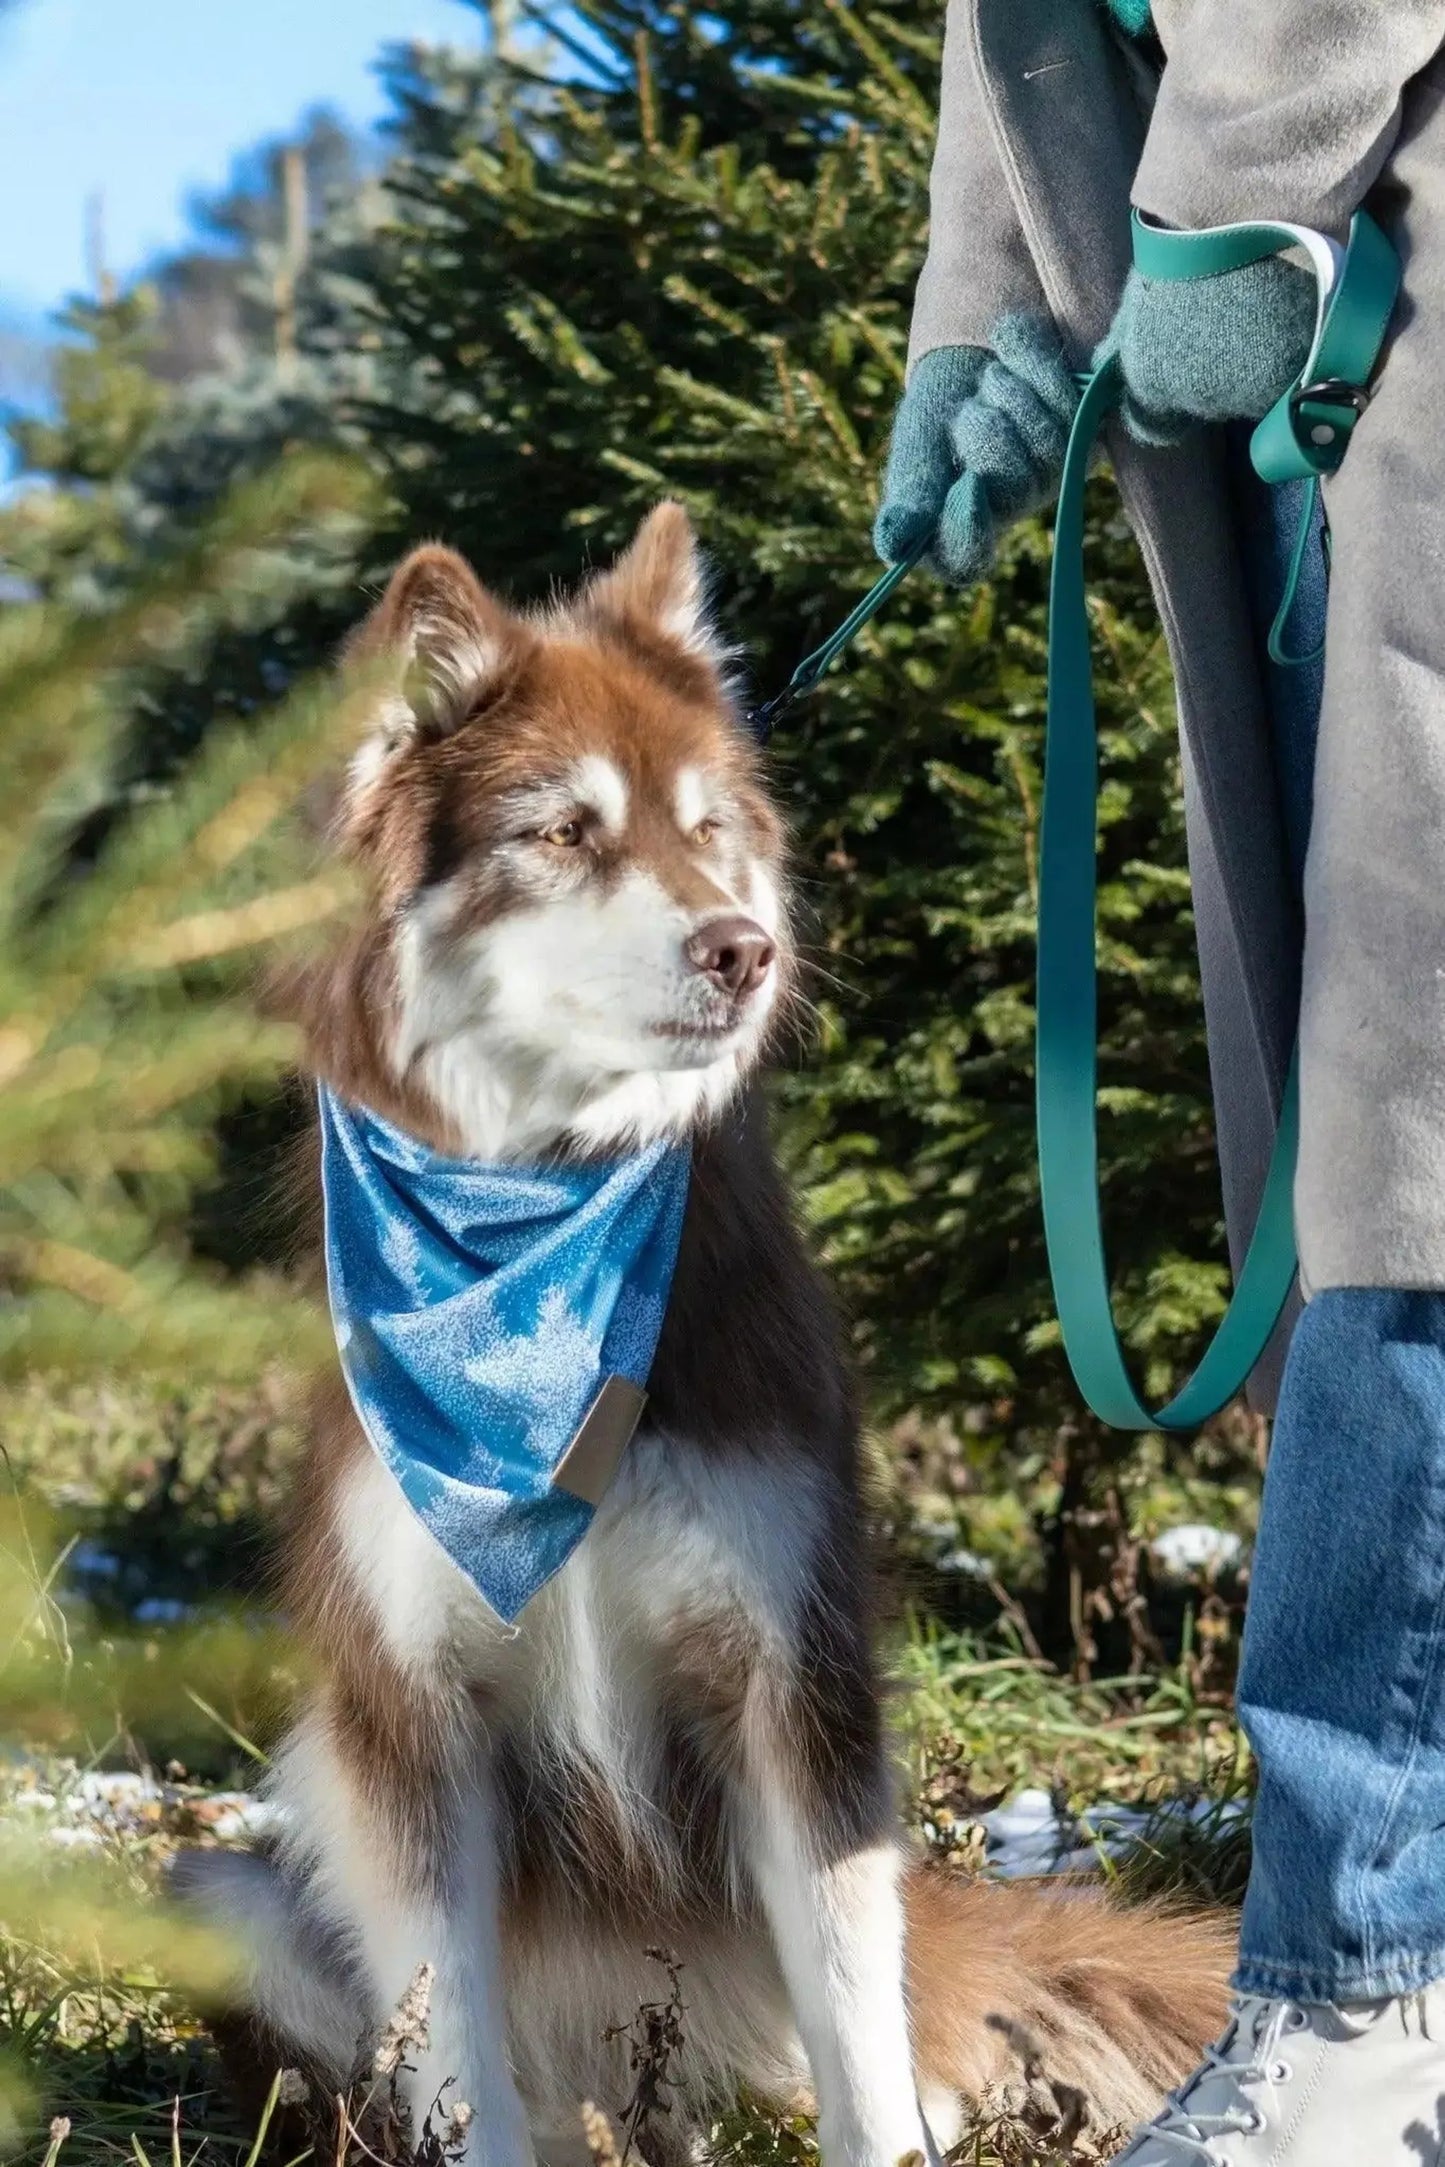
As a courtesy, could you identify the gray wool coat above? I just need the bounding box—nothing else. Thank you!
[909,0,1445,1393]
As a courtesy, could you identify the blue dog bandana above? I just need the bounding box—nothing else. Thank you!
[318,1086,691,1623]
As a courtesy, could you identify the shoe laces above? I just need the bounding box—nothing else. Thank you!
[1126,1996,1309,2162]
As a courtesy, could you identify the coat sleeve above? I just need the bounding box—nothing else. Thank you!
[1135,2,1445,234]
[907,0,1052,370]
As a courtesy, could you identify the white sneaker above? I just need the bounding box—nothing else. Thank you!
[1112,1990,1445,2164]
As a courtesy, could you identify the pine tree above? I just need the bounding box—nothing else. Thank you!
[150,108,369,383]
[2,293,170,603]
[0,115,390,792]
[0,449,399,2148]
[4,1,1248,1603]
[0,453,378,1381]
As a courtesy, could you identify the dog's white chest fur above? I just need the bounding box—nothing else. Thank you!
[335,1425,824,1714]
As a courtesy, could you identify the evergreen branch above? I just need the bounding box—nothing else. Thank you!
[6,1239,145,1316]
[815,0,938,131]
[17,659,386,1052]
[633,30,659,151]
[125,876,352,971]
[653,366,777,429]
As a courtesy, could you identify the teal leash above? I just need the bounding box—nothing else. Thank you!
[1039,352,1307,1429]
[751,208,1398,1430]
[1038,208,1398,1429]
[1130,205,1400,671]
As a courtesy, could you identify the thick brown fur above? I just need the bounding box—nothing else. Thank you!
[905,1869,1233,2128]
[180,507,1232,2164]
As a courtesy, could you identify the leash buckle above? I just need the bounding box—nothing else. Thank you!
[745,685,804,742]
[1289,376,1371,459]
[1290,376,1371,417]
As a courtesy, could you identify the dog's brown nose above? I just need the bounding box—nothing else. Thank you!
[684,915,775,998]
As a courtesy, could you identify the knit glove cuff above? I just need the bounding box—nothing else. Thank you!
[874,316,1080,585]
[1098,255,1317,446]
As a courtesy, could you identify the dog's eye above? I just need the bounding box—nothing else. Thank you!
[540,818,585,849]
[692,818,721,848]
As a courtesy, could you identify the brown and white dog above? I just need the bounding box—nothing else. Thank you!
[186,506,1231,2164]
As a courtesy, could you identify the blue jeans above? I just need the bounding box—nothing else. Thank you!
[1228,452,1445,2001]
[1237,1292,1445,2000]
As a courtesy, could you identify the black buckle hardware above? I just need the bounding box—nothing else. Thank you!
[744,684,805,744]
[1290,376,1372,419]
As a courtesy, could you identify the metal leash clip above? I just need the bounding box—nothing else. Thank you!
[745,542,926,743]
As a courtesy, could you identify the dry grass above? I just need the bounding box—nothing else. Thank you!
[3,1676,1247,2166]
[1,1376,1250,2166]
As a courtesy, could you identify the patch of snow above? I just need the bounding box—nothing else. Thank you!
[0,1762,286,1851]
[935,1546,989,1578]
[75,1769,153,1805]
[978,1784,1246,1879]
[1151,1524,1244,1576]
[3,1760,1238,1886]
[47,1826,103,1850]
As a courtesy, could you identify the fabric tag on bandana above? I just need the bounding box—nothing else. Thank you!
[318,1086,690,1623]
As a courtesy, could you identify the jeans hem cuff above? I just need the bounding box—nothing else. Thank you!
[1234,1944,1445,2003]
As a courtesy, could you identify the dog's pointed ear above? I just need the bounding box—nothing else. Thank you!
[350,544,519,757]
[586,502,723,663]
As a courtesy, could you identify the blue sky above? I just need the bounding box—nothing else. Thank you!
[0,0,479,336]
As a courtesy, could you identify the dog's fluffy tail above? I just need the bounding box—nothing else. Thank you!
[905,1862,1233,2133]
[169,1847,365,2087]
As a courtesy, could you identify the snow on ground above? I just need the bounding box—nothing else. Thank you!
[978,1786,1245,1878]
[930,1523,1246,1585]
[1,1764,279,1850]
[1150,1524,1244,1576]
[0,1762,1239,1880]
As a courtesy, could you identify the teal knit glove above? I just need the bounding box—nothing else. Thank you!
[1098,256,1318,445]
[874,316,1080,584]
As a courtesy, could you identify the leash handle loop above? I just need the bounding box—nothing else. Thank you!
[1039,210,1398,1430]
[1039,357,1300,1431]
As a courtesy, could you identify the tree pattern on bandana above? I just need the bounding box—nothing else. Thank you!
[318,1087,691,1624]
